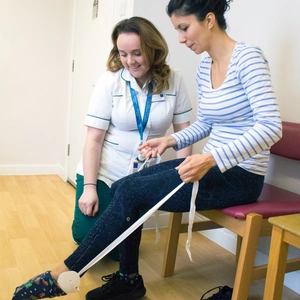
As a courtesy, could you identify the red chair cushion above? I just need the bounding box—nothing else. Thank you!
[270,121,300,160]
[221,183,300,219]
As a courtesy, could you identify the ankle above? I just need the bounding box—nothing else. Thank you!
[50,271,59,281]
[118,271,140,285]
[51,263,70,281]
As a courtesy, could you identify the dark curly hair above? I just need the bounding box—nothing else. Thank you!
[166,0,233,30]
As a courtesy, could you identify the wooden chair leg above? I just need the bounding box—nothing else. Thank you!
[236,235,242,262]
[264,226,288,300]
[232,213,263,300]
[162,212,183,277]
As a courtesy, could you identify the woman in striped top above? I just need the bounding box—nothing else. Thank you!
[12,1,282,300]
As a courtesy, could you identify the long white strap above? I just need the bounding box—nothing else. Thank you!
[138,153,162,244]
[185,181,199,262]
[78,181,185,276]
[58,180,199,293]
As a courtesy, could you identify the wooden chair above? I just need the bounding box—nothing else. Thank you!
[162,121,300,300]
[264,213,300,300]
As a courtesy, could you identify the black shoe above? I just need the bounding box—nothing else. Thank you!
[86,271,146,300]
[200,286,233,300]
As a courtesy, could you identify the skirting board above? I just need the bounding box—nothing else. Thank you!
[0,164,65,179]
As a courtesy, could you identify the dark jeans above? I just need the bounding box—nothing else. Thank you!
[64,159,264,275]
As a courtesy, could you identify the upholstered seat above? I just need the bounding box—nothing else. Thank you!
[222,183,300,219]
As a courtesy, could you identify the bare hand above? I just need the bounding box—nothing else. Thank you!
[78,188,99,217]
[138,136,176,158]
[175,153,216,183]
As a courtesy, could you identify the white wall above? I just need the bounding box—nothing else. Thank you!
[0,0,74,177]
[226,0,300,123]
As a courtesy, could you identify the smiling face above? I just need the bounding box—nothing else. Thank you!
[170,13,211,55]
[117,33,151,87]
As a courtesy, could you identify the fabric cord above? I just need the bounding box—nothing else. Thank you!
[185,181,199,262]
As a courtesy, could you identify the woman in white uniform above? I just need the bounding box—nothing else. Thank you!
[71,16,193,260]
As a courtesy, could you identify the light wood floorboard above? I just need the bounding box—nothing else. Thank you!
[0,175,299,300]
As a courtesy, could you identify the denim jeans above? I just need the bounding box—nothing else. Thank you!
[64,159,264,275]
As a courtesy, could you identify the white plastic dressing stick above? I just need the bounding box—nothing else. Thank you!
[78,181,185,276]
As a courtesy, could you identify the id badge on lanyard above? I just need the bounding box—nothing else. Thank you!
[129,81,153,173]
[132,155,148,173]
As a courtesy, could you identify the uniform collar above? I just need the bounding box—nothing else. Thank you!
[121,68,145,92]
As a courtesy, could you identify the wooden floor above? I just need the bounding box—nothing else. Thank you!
[0,175,299,300]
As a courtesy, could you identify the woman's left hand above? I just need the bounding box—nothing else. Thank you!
[176,153,216,183]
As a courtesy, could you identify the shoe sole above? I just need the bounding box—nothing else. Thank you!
[85,287,146,300]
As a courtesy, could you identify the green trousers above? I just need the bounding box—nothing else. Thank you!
[71,174,119,261]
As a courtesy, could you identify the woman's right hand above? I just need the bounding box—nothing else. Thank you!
[138,136,176,158]
[78,187,99,217]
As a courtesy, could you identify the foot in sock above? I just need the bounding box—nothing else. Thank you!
[86,271,146,300]
[12,271,67,300]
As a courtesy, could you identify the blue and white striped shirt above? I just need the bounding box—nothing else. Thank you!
[172,42,282,176]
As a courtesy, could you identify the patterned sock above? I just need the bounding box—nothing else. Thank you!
[12,271,67,300]
[118,271,140,286]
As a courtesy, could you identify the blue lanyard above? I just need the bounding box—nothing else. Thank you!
[129,82,153,145]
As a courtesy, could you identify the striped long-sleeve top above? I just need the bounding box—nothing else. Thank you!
[172,41,282,176]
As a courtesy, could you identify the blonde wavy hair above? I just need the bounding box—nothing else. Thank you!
[107,16,170,94]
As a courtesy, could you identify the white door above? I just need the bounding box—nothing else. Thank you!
[67,0,118,184]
